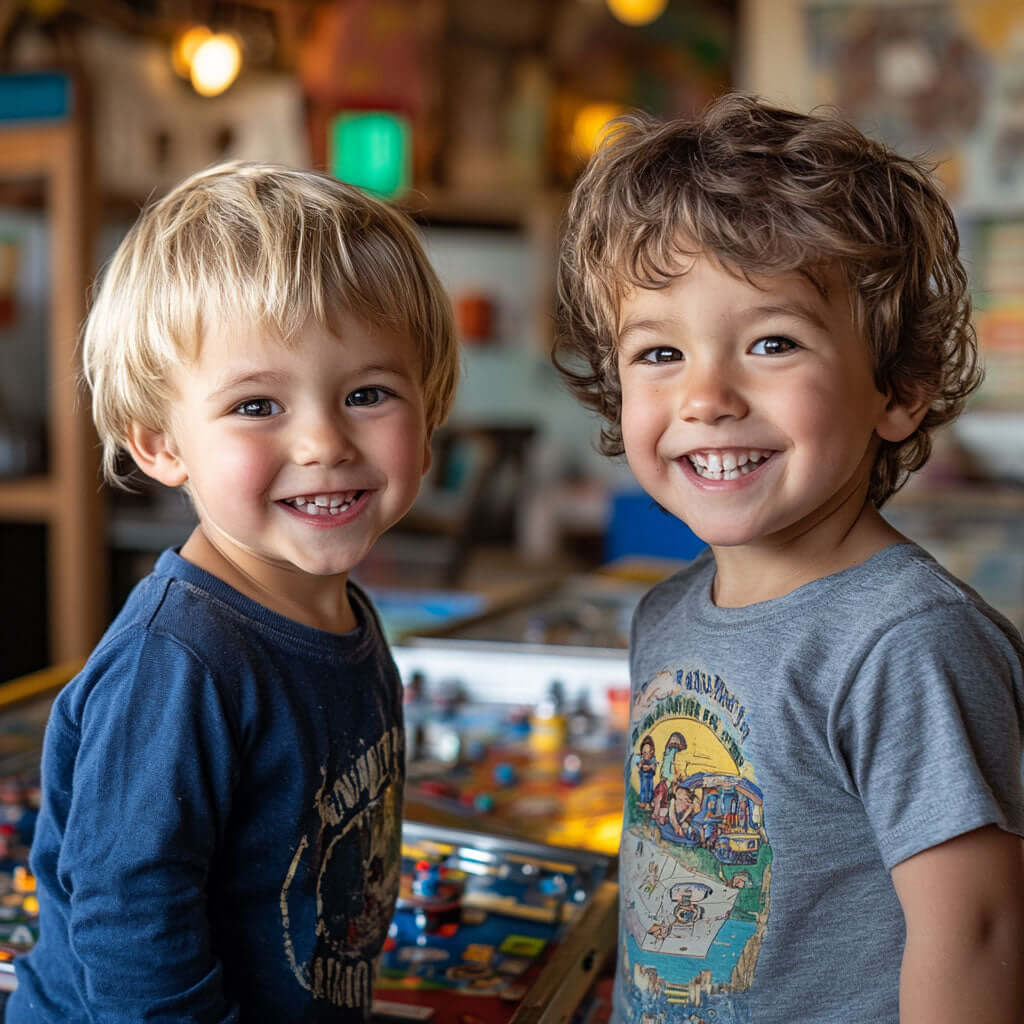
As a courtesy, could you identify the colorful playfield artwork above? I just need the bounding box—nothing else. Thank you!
[403,691,626,857]
[374,823,615,1023]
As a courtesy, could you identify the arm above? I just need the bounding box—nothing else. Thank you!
[892,825,1024,1024]
[62,637,240,1022]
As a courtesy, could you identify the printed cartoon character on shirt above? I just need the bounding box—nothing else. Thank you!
[621,668,770,1023]
[650,731,686,826]
[636,735,659,807]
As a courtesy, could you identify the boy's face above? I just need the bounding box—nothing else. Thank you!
[616,253,912,555]
[155,314,431,585]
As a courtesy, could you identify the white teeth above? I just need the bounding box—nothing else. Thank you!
[685,449,771,480]
[285,492,360,515]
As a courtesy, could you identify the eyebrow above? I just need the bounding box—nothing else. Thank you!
[206,361,415,403]
[207,370,290,402]
[357,362,415,378]
[744,302,829,331]
[617,318,672,345]
[618,300,829,344]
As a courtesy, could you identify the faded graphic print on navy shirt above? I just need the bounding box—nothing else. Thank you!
[282,725,404,1011]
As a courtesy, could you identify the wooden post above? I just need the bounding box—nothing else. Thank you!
[0,97,105,666]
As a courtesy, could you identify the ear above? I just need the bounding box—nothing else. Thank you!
[125,423,189,488]
[876,393,928,444]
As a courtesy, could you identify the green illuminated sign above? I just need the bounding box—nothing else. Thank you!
[328,111,410,199]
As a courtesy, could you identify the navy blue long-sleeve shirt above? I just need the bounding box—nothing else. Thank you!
[9,548,404,1022]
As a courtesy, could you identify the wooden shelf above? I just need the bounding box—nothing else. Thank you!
[0,475,55,521]
[401,186,566,228]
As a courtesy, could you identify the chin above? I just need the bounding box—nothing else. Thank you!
[299,558,359,578]
[683,520,770,549]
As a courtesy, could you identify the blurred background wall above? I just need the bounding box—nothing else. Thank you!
[0,0,1022,679]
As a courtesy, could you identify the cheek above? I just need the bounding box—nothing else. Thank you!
[204,435,280,496]
[377,416,430,489]
[777,376,847,442]
[620,391,662,452]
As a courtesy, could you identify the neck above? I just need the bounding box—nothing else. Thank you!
[710,488,909,609]
[179,526,357,634]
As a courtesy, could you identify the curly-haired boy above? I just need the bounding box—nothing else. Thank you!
[555,94,1024,1024]
[9,162,458,1022]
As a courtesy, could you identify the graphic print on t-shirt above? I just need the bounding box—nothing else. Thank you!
[618,668,770,1024]
[281,724,404,1010]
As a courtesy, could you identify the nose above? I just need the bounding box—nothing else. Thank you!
[293,410,356,467]
[678,359,748,424]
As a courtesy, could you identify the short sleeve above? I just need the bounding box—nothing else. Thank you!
[833,602,1024,871]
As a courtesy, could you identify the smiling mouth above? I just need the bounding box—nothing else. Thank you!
[686,449,773,481]
[281,491,365,516]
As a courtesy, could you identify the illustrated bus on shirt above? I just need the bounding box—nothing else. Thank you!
[680,773,764,865]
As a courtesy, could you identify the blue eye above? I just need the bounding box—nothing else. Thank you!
[750,336,798,355]
[346,387,390,407]
[234,398,281,417]
[640,347,683,364]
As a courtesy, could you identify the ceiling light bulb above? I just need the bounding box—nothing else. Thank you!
[172,25,212,78]
[606,0,669,27]
[572,102,627,158]
[190,33,242,98]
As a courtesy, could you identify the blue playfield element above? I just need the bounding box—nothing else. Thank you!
[0,72,72,122]
[605,491,707,563]
[364,588,486,644]
[329,111,410,199]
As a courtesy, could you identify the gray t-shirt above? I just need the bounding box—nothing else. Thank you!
[613,542,1024,1024]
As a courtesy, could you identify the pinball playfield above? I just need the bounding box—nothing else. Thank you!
[372,822,616,1024]
[404,691,626,857]
[395,575,641,856]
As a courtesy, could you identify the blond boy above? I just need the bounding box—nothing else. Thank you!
[10,163,457,1022]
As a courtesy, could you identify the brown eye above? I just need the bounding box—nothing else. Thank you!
[234,398,280,417]
[751,336,798,355]
[641,347,682,363]
[346,387,389,407]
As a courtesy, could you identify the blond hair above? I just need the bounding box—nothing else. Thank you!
[554,93,982,506]
[84,161,458,486]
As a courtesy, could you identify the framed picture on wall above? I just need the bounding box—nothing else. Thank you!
[803,0,1024,406]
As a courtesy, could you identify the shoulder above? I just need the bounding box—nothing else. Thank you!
[833,546,1024,746]
[52,625,215,734]
[51,563,251,734]
[839,543,1023,662]
[633,550,716,628]
[100,552,252,646]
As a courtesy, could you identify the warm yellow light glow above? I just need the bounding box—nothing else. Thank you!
[172,25,212,79]
[606,0,669,27]
[572,102,627,158]
[190,33,242,97]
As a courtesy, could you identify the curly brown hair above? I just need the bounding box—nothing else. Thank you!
[553,93,982,506]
